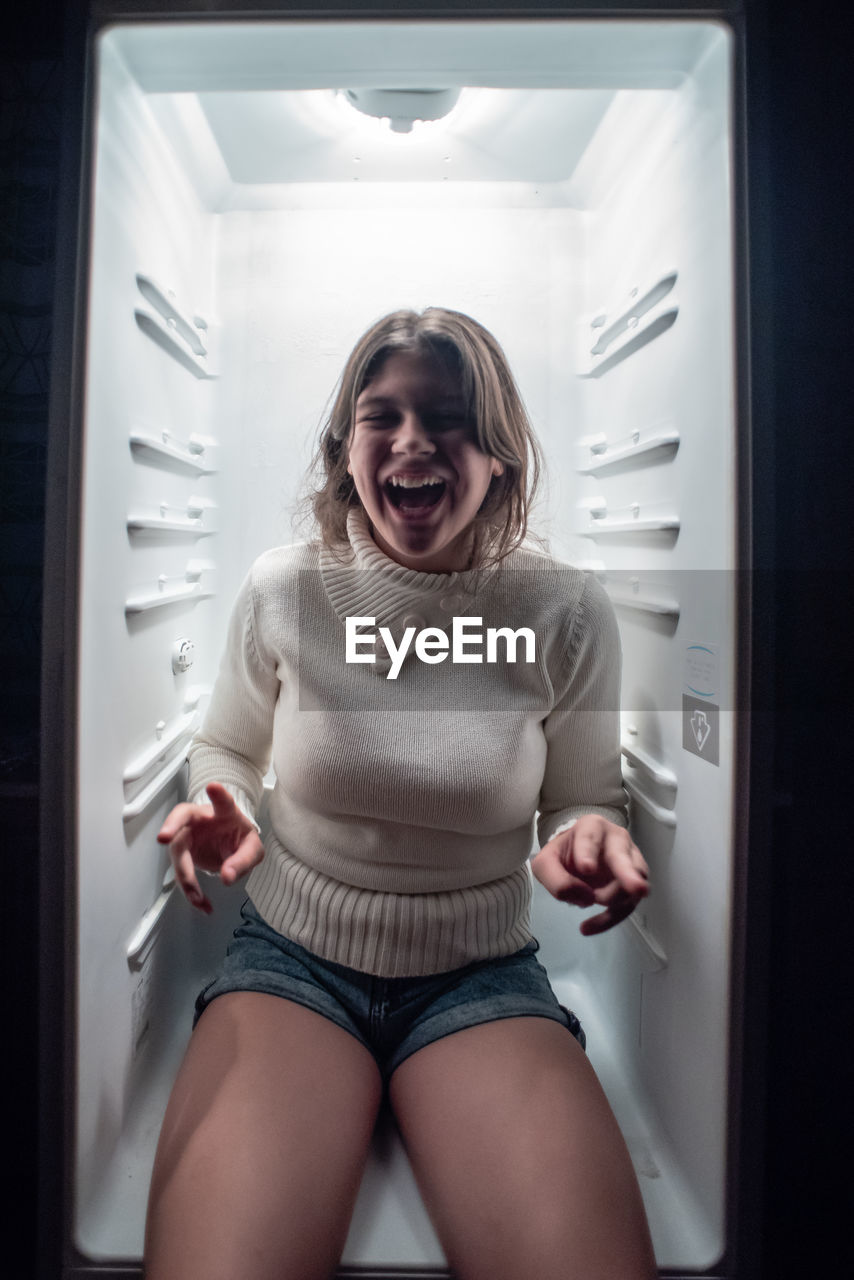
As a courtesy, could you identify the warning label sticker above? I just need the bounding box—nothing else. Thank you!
[682,694,719,764]
[683,644,719,765]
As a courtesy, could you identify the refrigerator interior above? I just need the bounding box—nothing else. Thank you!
[75,18,736,1273]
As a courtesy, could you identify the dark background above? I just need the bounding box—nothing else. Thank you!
[2,3,851,1277]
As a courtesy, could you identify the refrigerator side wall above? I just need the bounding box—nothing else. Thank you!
[73,35,235,1256]
[535,29,736,1267]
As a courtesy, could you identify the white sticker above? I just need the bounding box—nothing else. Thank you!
[684,642,719,700]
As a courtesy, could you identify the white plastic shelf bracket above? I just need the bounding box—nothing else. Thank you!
[130,430,217,474]
[621,738,678,791]
[135,309,216,379]
[127,498,215,536]
[122,710,199,821]
[621,728,677,829]
[578,268,679,378]
[605,584,681,619]
[577,426,680,475]
[124,573,214,615]
[126,869,177,970]
[122,754,188,822]
[582,503,681,537]
[625,913,668,972]
[136,272,208,355]
[123,710,199,785]
[624,775,678,828]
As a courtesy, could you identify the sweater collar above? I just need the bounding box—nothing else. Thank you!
[319,508,491,665]
[347,506,484,586]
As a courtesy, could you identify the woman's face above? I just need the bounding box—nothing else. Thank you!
[346,349,504,572]
[345,348,507,573]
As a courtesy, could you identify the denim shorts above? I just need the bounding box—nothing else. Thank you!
[194,898,585,1081]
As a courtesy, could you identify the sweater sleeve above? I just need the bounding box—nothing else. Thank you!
[186,566,280,823]
[536,573,629,846]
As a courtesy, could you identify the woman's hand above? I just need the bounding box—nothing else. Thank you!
[157,782,265,914]
[532,815,649,936]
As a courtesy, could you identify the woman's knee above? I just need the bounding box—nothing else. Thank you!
[145,993,383,1280]
[388,1017,656,1280]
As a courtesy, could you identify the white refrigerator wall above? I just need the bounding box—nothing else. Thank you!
[540,32,735,1263]
[75,20,735,1273]
[215,202,581,572]
[76,37,224,1246]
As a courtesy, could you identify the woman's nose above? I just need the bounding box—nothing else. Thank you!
[392,413,435,452]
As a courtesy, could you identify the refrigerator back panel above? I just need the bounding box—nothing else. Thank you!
[76,18,735,1272]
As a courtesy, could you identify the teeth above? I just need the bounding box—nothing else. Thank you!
[387,475,443,489]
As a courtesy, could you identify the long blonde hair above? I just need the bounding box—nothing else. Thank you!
[307,307,543,566]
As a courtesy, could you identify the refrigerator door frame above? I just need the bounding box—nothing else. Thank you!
[39,4,770,1279]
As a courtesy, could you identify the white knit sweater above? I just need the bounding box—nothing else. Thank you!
[188,508,627,977]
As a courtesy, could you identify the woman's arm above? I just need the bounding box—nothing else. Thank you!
[160,567,279,910]
[534,573,649,933]
[186,566,280,818]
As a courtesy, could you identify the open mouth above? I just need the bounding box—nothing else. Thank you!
[384,475,447,513]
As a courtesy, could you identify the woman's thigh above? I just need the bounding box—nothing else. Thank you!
[145,991,383,1280]
[388,1016,656,1280]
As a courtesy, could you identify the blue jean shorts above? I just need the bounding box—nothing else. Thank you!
[194,899,585,1081]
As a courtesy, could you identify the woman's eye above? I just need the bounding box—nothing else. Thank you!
[427,415,471,432]
[354,412,472,432]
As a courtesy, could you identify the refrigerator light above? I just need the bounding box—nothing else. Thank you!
[343,87,461,133]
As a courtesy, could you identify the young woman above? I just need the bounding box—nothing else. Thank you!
[145,308,656,1280]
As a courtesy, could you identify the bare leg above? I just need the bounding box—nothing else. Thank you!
[389,1017,656,1280]
[145,992,383,1280]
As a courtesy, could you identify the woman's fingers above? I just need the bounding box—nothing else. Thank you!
[220,830,265,885]
[157,785,263,907]
[579,894,638,936]
[569,822,603,877]
[571,820,649,895]
[531,843,578,898]
[600,830,650,896]
[207,783,264,882]
[532,857,596,906]
[157,786,239,847]
[170,831,213,914]
[205,781,238,816]
[535,817,650,934]
[157,801,208,844]
[578,871,644,934]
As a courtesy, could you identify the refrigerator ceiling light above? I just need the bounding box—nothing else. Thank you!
[179,85,617,189]
[343,87,462,133]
